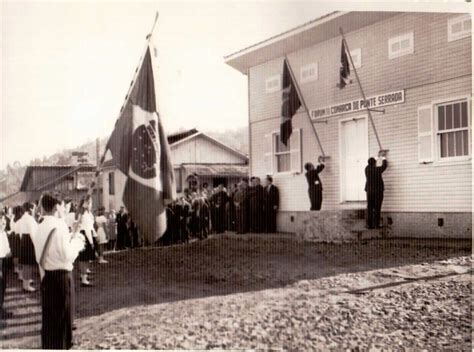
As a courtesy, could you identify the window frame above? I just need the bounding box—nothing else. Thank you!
[388,32,414,60]
[433,96,471,165]
[269,130,302,175]
[300,62,318,83]
[273,133,292,173]
[447,14,471,42]
[265,74,281,94]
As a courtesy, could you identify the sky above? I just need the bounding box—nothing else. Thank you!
[0,0,469,169]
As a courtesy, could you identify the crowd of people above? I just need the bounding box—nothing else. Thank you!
[0,193,147,349]
[160,175,280,245]
[0,175,281,349]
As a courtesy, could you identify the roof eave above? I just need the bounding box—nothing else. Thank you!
[224,11,399,74]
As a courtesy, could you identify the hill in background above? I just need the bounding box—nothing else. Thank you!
[0,126,248,199]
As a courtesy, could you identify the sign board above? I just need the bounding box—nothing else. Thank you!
[310,90,405,119]
[76,172,96,190]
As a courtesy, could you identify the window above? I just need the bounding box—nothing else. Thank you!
[435,100,470,159]
[265,75,281,93]
[388,32,414,59]
[264,129,302,174]
[350,48,362,69]
[448,14,471,42]
[108,172,115,195]
[274,134,291,172]
[300,63,318,83]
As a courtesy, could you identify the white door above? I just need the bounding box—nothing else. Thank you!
[340,117,368,201]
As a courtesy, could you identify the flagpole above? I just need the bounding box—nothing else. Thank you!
[84,12,160,201]
[284,55,327,159]
[339,27,385,153]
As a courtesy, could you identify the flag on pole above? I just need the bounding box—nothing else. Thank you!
[107,46,176,245]
[338,40,351,89]
[280,59,301,146]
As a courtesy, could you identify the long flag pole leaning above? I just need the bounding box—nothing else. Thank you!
[339,27,385,153]
[284,55,327,158]
[84,12,160,201]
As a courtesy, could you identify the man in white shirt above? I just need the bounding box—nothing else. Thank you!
[33,192,84,350]
[17,203,38,292]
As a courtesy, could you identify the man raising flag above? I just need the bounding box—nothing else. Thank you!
[107,45,176,245]
[280,59,301,146]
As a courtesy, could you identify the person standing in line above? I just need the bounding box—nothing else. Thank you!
[33,192,85,350]
[247,178,258,232]
[115,206,128,250]
[0,213,13,321]
[304,157,326,211]
[10,206,24,282]
[199,196,210,239]
[234,180,249,234]
[94,207,109,263]
[253,177,265,233]
[106,210,117,251]
[75,195,96,287]
[263,176,279,233]
[18,202,38,292]
[211,184,228,234]
[57,198,78,332]
[365,152,388,229]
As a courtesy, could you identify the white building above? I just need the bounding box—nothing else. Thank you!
[101,129,248,211]
[225,11,472,238]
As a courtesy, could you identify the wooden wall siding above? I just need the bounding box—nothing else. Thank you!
[251,75,471,213]
[248,12,471,213]
[249,12,471,123]
[171,135,246,165]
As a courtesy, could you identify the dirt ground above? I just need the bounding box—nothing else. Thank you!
[74,234,471,319]
[0,233,471,349]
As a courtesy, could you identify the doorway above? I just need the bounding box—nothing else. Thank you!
[339,116,368,202]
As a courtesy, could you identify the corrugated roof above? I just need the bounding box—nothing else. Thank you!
[182,163,248,177]
[20,165,96,192]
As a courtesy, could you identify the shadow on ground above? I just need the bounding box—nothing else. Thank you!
[63,234,470,319]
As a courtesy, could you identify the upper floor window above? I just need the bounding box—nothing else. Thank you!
[448,14,471,42]
[265,75,281,93]
[388,32,414,60]
[300,63,318,83]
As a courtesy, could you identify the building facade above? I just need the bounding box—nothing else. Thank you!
[8,164,101,207]
[226,11,472,238]
[101,129,248,211]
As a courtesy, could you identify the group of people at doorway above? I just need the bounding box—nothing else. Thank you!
[0,193,123,349]
[305,151,388,229]
[161,175,280,245]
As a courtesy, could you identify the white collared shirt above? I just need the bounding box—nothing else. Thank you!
[78,211,96,243]
[17,213,38,239]
[33,215,84,272]
[0,230,11,258]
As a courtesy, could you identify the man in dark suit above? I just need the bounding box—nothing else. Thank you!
[263,176,279,233]
[234,180,249,234]
[365,152,388,229]
[304,157,325,211]
[210,184,228,234]
[116,206,129,250]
